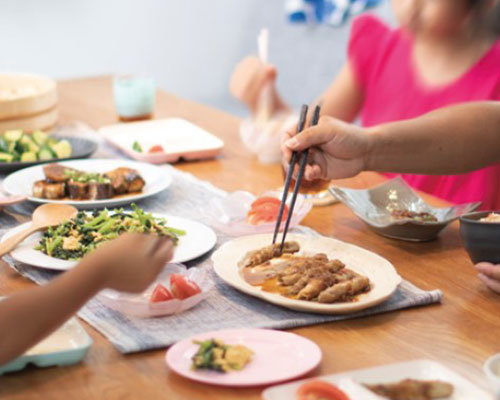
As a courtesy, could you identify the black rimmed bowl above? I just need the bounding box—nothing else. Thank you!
[460,211,500,264]
[330,177,481,242]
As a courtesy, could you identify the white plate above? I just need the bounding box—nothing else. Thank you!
[2,214,217,270]
[263,359,493,400]
[212,233,401,314]
[2,159,172,209]
[100,118,224,164]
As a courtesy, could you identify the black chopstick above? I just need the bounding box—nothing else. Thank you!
[272,104,309,245]
[278,105,321,253]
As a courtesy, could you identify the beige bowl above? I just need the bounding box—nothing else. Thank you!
[0,73,57,120]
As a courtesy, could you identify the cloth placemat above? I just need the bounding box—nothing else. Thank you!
[0,128,442,353]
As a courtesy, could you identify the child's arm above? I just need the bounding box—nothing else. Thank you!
[0,234,173,365]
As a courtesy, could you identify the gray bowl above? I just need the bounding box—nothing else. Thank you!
[460,211,500,264]
[330,177,481,242]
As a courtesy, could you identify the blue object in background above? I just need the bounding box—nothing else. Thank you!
[285,0,383,26]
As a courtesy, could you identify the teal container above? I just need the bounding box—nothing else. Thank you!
[113,76,156,119]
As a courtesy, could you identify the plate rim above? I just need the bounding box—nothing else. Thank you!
[2,158,172,208]
[2,213,217,270]
[165,328,322,387]
[211,233,402,315]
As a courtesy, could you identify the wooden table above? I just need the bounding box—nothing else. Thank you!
[0,77,498,399]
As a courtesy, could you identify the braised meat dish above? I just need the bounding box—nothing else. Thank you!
[33,163,145,201]
[239,242,370,304]
[365,379,454,400]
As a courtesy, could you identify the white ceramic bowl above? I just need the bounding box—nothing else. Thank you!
[484,353,500,396]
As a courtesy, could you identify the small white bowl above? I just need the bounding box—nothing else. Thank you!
[484,353,500,396]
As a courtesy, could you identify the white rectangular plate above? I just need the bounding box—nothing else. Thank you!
[262,359,493,400]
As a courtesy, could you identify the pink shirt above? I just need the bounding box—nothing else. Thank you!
[348,15,500,210]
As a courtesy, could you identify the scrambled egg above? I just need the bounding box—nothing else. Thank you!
[62,236,80,251]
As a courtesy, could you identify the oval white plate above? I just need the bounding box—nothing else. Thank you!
[212,233,401,314]
[2,159,172,209]
[166,328,322,387]
[2,214,217,270]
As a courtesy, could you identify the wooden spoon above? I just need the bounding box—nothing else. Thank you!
[0,203,78,257]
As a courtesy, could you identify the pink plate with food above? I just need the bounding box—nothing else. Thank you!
[202,191,312,236]
[165,328,322,387]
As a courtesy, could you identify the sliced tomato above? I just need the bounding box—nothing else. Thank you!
[296,381,351,400]
[170,274,202,300]
[150,283,174,303]
[250,196,281,210]
[148,145,165,153]
[246,197,288,225]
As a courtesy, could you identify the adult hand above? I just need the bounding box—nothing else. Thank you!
[282,116,372,181]
[475,262,500,293]
[81,233,174,293]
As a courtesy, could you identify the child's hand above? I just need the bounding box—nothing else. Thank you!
[282,116,372,181]
[230,56,287,115]
[82,233,174,293]
[476,263,500,293]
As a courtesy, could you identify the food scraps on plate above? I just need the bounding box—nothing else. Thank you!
[36,204,185,260]
[132,140,165,154]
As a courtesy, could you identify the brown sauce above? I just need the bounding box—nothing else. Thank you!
[47,191,143,201]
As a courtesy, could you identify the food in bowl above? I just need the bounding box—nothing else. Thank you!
[297,380,351,400]
[191,339,253,373]
[390,209,437,223]
[36,204,185,260]
[480,213,500,223]
[245,196,288,226]
[150,275,201,303]
[239,242,371,304]
[459,211,500,264]
[0,129,71,163]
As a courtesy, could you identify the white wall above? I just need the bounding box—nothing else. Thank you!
[0,0,393,115]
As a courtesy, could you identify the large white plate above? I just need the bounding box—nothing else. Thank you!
[2,214,217,270]
[212,233,401,314]
[2,159,172,209]
[263,359,493,400]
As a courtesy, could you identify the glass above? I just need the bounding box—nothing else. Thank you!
[113,76,155,122]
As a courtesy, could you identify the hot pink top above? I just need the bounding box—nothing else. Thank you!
[348,15,500,210]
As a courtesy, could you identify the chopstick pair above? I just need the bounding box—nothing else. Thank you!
[272,104,321,252]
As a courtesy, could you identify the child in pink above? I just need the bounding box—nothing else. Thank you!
[232,0,500,209]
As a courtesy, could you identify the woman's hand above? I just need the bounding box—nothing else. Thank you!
[81,233,174,293]
[475,263,500,293]
[282,116,373,181]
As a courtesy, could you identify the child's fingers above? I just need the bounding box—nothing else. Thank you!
[478,273,500,293]
[152,238,175,265]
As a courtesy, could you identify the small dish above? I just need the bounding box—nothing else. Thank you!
[263,359,493,400]
[330,177,481,242]
[460,211,500,264]
[98,264,212,318]
[0,195,27,210]
[99,118,224,164]
[165,328,322,387]
[484,353,500,397]
[0,317,92,375]
[202,190,312,236]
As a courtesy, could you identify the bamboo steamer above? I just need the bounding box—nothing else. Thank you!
[0,73,58,121]
[0,107,58,133]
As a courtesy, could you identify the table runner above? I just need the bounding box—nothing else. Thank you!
[0,126,442,353]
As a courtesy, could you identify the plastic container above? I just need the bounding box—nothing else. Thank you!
[200,190,312,236]
[0,317,92,375]
[97,264,212,318]
[113,76,155,121]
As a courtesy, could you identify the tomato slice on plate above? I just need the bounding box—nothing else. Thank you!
[150,283,174,303]
[148,145,165,153]
[246,197,288,225]
[170,274,202,300]
[296,380,351,400]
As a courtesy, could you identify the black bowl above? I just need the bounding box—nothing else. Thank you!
[459,211,500,264]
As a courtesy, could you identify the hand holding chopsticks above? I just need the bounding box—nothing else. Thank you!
[272,104,321,252]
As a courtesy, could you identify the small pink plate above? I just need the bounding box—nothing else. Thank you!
[165,328,322,387]
[0,195,27,210]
